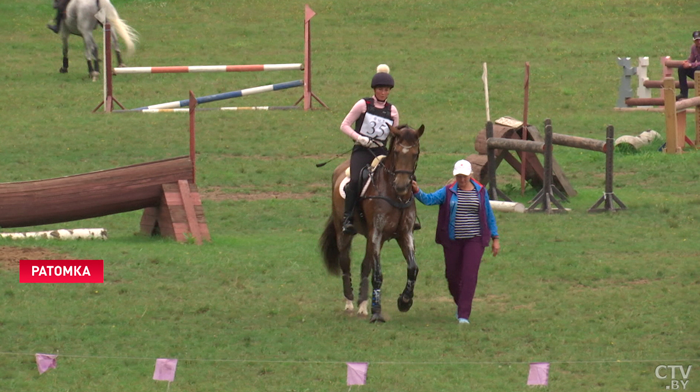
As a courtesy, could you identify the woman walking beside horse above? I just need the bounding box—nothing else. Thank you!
[412,160,500,324]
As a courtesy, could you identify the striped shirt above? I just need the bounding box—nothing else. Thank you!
[454,189,481,239]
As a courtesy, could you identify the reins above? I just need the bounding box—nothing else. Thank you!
[361,135,419,210]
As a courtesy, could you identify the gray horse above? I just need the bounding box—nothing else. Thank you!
[59,0,138,81]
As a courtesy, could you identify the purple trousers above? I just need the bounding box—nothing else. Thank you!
[441,236,485,320]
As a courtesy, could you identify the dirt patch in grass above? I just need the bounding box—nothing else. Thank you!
[201,186,318,201]
[0,246,69,271]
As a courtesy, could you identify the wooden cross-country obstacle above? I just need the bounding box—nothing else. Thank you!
[481,120,568,213]
[95,5,326,113]
[2,92,210,243]
[468,117,576,198]
[616,56,700,111]
[0,156,209,244]
[661,76,700,153]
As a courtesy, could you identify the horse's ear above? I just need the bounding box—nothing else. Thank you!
[417,124,425,137]
[390,125,401,137]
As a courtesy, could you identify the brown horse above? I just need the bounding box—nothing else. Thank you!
[320,124,424,323]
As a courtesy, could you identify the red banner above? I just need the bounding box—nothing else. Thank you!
[19,260,104,283]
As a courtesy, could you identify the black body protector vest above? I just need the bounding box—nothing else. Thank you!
[354,98,394,145]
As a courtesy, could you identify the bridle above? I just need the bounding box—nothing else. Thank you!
[386,140,419,179]
[363,134,420,210]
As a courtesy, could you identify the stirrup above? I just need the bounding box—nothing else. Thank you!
[413,221,421,231]
[342,217,356,235]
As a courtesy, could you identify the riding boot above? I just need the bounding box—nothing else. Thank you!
[342,183,358,235]
[47,10,62,34]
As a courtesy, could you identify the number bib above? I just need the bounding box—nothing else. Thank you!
[358,112,393,141]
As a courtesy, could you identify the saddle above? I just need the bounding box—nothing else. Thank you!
[338,155,386,199]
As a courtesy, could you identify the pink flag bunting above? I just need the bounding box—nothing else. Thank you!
[35,353,57,375]
[347,362,368,386]
[153,358,178,382]
[527,362,549,386]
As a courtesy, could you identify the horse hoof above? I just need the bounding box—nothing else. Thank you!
[118,63,126,68]
[369,313,386,323]
[59,68,68,73]
[397,295,413,312]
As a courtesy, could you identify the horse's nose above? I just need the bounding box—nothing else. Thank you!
[394,180,410,195]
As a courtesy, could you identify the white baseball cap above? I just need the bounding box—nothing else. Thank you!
[453,160,472,176]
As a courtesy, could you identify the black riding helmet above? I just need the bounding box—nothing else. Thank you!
[371,72,394,89]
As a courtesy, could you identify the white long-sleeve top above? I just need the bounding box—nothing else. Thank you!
[339,96,400,142]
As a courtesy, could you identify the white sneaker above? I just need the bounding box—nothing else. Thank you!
[458,318,470,324]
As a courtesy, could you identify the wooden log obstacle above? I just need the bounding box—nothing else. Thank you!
[0,156,209,244]
[470,118,625,213]
[95,5,326,113]
[2,93,210,244]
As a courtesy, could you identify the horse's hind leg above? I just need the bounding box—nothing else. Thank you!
[396,234,419,313]
[337,233,354,313]
[111,30,125,67]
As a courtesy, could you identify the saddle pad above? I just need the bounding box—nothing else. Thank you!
[338,155,386,200]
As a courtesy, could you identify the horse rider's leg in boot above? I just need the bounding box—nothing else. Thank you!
[413,215,421,231]
[342,182,358,235]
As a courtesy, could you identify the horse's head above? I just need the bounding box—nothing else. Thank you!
[386,124,425,196]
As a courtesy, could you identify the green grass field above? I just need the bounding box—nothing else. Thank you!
[1,0,699,391]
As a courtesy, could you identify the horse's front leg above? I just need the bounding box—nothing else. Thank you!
[357,251,371,317]
[396,233,419,313]
[365,234,385,323]
[82,33,100,81]
[60,32,69,73]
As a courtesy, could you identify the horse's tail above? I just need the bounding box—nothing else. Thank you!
[100,0,138,55]
[319,215,341,275]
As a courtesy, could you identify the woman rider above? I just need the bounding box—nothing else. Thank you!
[338,65,399,235]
